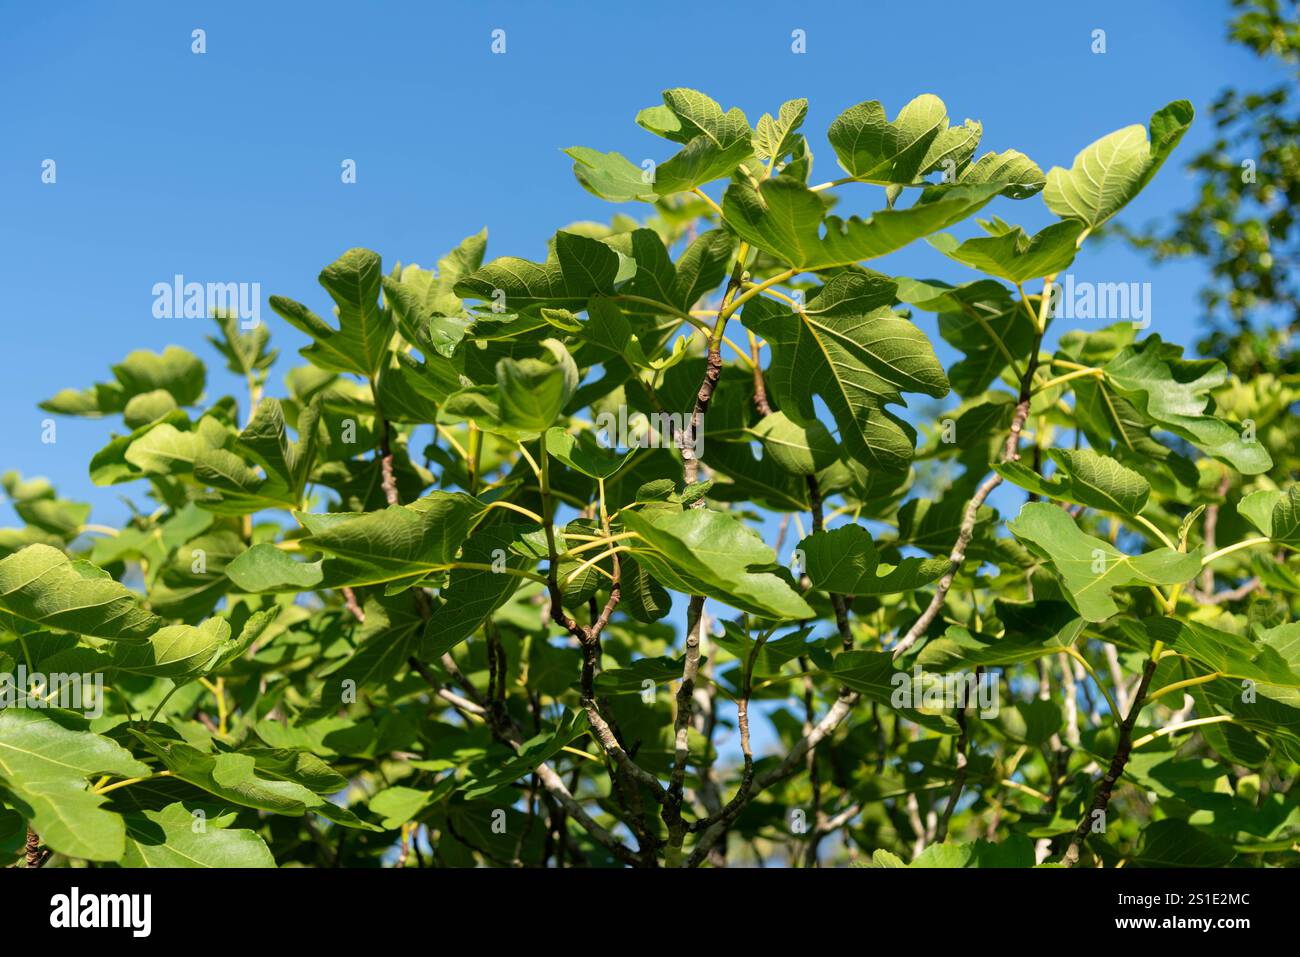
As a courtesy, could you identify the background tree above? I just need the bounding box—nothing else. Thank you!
[1122,0,1300,377]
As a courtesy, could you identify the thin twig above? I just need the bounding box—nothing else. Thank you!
[1062,655,1159,866]
[892,322,1042,660]
[1199,472,1232,593]
[25,828,43,868]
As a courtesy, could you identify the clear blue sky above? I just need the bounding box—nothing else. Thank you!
[0,0,1282,529]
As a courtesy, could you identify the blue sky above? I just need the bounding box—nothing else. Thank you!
[0,0,1283,529]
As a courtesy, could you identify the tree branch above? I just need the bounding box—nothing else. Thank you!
[892,326,1042,660]
[686,687,861,866]
[25,827,43,868]
[1062,655,1159,866]
[663,595,706,852]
